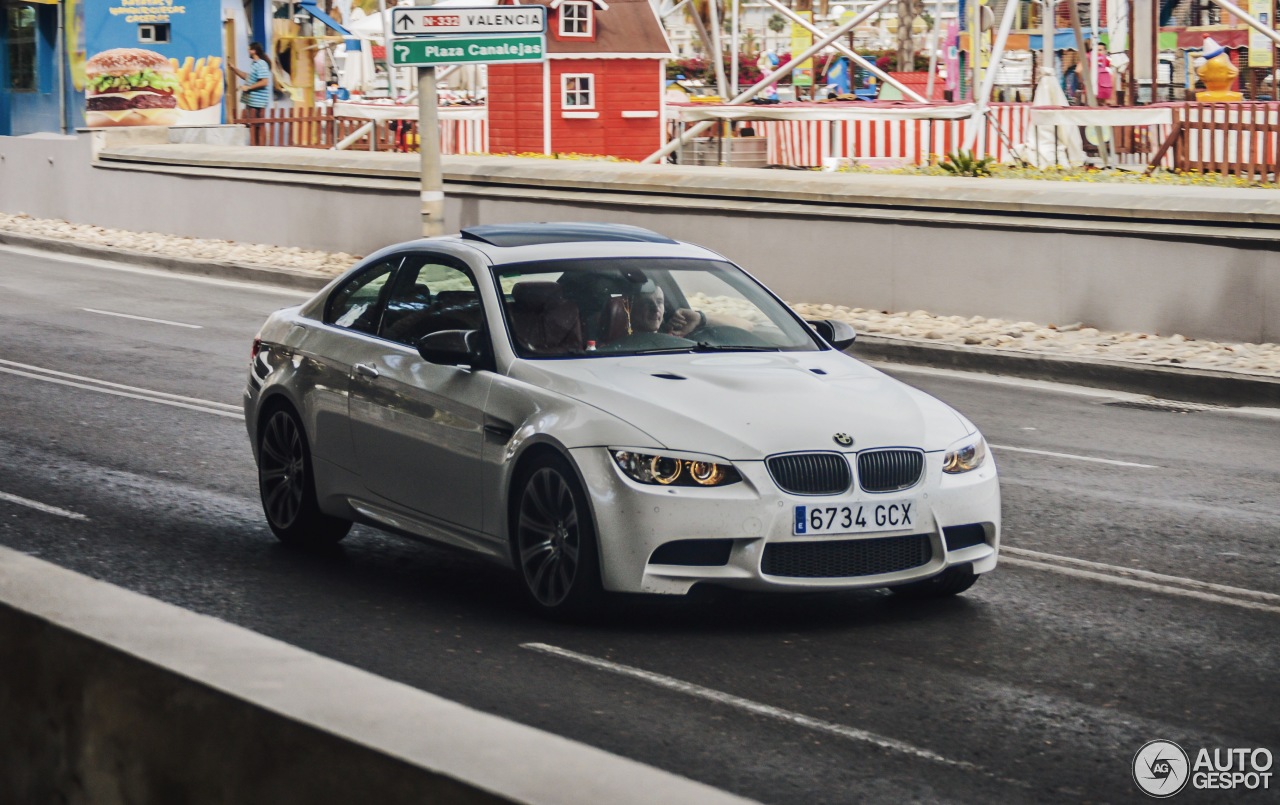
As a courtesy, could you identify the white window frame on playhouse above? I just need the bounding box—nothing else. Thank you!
[562,73,596,109]
[559,1,593,37]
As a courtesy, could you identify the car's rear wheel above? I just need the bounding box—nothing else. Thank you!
[889,564,978,598]
[258,405,351,547]
[512,454,602,617]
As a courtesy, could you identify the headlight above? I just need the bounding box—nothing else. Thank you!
[943,434,987,474]
[610,450,741,487]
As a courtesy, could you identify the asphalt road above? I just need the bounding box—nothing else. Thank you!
[1,245,1277,804]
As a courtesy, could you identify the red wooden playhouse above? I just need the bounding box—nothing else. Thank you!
[487,0,673,161]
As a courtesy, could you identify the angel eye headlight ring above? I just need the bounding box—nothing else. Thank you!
[688,461,725,486]
[650,455,683,485]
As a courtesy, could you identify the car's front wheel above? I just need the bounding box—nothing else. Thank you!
[889,564,978,599]
[257,405,351,547]
[511,454,603,617]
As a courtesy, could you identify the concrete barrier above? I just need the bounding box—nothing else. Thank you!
[0,546,752,805]
[0,132,1277,343]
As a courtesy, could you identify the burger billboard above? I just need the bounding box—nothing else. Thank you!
[85,48,181,127]
[83,0,226,128]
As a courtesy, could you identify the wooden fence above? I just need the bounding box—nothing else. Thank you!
[232,107,413,150]
[231,107,486,154]
[1149,103,1280,180]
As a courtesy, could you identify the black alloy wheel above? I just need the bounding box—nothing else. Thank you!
[513,455,602,616]
[258,406,351,546]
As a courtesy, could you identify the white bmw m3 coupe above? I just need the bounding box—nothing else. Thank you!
[245,223,1000,615]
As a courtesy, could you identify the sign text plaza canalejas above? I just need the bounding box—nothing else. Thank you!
[389,6,547,67]
[390,35,546,66]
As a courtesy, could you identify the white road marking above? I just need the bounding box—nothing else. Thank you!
[0,358,241,410]
[0,243,314,297]
[989,444,1159,469]
[873,360,1280,420]
[0,359,241,419]
[83,308,203,329]
[522,642,1008,781]
[0,491,88,521]
[1001,556,1280,615]
[1003,547,1280,603]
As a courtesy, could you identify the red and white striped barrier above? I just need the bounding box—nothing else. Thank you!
[668,102,1032,167]
[438,111,489,155]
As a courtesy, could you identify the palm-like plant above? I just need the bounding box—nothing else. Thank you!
[939,150,996,177]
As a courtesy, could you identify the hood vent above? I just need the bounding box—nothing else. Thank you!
[651,372,687,380]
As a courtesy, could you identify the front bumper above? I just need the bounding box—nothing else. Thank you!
[570,447,1001,595]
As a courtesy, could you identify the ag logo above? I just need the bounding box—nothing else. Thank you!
[1133,740,1190,798]
[833,433,854,447]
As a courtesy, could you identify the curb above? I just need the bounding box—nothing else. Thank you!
[852,335,1280,408]
[0,230,333,292]
[4,233,1276,408]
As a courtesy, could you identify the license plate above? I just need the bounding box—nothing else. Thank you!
[793,499,917,536]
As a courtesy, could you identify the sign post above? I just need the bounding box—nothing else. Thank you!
[392,6,546,238]
[419,67,443,238]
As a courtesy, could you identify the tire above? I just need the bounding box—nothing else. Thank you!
[257,405,351,547]
[510,453,603,618]
[889,563,979,599]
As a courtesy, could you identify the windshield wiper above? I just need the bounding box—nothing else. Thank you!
[692,342,781,352]
[621,345,699,355]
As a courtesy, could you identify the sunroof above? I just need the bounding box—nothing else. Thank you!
[460,223,677,247]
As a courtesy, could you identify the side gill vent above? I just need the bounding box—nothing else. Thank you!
[651,372,687,380]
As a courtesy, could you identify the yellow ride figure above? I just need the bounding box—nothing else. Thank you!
[1195,37,1243,102]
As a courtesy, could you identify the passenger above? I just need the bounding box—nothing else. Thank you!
[630,286,753,337]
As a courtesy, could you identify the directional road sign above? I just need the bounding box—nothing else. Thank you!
[389,34,547,66]
[390,6,546,37]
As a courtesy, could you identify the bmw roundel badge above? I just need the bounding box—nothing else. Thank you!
[833,433,854,447]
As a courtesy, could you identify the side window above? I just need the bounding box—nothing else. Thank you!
[380,254,484,347]
[326,259,399,334]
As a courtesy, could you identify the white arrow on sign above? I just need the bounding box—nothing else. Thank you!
[395,43,411,62]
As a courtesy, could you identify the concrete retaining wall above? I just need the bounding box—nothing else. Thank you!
[1,132,1277,343]
[0,546,749,805]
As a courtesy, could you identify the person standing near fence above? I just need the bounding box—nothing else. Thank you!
[228,42,272,144]
[1085,40,1114,104]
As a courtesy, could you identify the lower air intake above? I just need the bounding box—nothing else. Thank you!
[761,534,933,578]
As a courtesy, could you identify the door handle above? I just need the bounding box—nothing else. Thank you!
[354,363,380,379]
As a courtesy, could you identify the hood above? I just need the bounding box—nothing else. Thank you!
[508,350,972,460]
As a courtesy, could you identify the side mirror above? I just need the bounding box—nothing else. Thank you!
[418,329,482,368]
[807,319,857,351]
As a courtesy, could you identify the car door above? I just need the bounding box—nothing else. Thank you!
[304,255,401,471]
[347,252,493,532]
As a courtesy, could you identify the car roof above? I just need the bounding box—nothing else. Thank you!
[372,223,722,267]
[460,222,677,247]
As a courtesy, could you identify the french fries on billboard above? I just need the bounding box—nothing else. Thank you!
[170,55,225,111]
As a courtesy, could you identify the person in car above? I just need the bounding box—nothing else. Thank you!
[630,285,753,336]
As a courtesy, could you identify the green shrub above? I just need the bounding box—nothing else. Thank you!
[938,150,996,177]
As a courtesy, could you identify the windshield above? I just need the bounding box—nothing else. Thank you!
[492,257,823,359]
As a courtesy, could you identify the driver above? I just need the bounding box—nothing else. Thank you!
[630,286,753,337]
